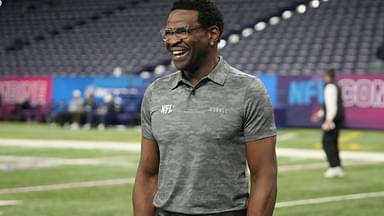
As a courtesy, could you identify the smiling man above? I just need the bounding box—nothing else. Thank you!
[133,0,277,215]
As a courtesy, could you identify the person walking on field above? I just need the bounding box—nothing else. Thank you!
[312,69,345,178]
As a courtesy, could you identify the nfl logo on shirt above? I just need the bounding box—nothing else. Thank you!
[161,104,174,114]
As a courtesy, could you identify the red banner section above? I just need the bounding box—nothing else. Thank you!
[0,76,52,105]
[338,75,384,129]
[278,75,384,129]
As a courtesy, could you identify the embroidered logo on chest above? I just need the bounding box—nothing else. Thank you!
[160,104,175,114]
[209,106,229,114]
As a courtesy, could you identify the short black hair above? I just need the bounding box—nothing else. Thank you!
[171,0,224,37]
[325,68,336,80]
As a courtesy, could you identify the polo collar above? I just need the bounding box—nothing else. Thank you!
[170,57,228,90]
[170,71,185,90]
[207,57,227,86]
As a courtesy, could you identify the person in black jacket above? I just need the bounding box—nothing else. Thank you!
[312,69,345,178]
[370,41,384,72]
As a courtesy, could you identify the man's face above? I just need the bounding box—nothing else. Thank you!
[165,10,210,72]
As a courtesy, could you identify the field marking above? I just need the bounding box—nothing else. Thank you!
[0,155,375,173]
[0,155,136,170]
[277,148,384,163]
[1,139,384,162]
[0,139,140,151]
[279,162,326,172]
[313,131,364,150]
[0,178,135,195]
[278,160,383,172]
[276,191,384,208]
[278,132,296,142]
[339,131,362,143]
[0,200,21,206]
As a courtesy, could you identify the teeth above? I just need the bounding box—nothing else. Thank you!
[172,50,186,55]
[173,51,183,55]
[171,48,189,56]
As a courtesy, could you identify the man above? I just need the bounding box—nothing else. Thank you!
[312,69,345,178]
[69,89,84,130]
[133,0,277,215]
[83,90,97,129]
[371,40,384,72]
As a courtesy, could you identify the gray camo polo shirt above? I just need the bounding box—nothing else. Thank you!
[141,57,276,214]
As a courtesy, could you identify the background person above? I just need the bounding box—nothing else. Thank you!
[312,68,345,178]
[83,90,97,129]
[69,89,84,130]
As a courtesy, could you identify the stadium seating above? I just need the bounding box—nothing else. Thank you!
[220,0,384,75]
[0,0,306,76]
[1,0,383,76]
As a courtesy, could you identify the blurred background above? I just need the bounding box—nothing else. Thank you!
[0,0,383,215]
[0,0,383,129]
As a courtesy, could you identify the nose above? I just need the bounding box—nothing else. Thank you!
[166,33,182,45]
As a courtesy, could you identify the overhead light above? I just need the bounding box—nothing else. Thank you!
[241,28,254,38]
[154,65,166,75]
[282,10,293,19]
[140,71,151,79]
[296,4,307,14]
[218,39,227,49]
[310,0,320,8]
[112,66,122,77]
[228,34,240,44]
[269,16,280,25]
[254,21,267,31]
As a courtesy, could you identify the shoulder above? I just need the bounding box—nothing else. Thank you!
[325,83,337,91]
[224,62,265,91]
[145,72,180,93]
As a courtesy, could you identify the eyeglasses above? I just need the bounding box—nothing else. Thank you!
[160,26,202,41]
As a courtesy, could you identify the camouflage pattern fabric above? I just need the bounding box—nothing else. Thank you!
[141,58,276,214]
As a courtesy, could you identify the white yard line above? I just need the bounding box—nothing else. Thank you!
[277,148,384,162]
[0,154,375,173]
[279,162,327,172]
[0,200,21,207]
[279,160,382,172]
[1,138,384,162]
[0,155,135,168]
[0,178,135,195]
[278,132,297,141]
[0,139,140,151]
[276,191,384,208]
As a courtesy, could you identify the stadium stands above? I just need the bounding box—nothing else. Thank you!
[1,0,384,127]
[0,0,383,76]
[221,0,384,75]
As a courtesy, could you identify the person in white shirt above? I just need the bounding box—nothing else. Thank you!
[69,89,84,130]
[312,69,345,178]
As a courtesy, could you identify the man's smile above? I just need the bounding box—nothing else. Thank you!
[170,46,191,60]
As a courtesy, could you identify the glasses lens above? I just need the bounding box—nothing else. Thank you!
[160,26,191,41]
[174,27,188,39]
[160,29,168,41]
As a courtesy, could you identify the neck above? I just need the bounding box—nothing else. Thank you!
[184,52,219,86]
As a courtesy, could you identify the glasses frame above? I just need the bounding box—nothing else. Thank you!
[160,25,202,42]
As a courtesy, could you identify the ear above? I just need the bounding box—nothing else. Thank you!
[208,25,220,45]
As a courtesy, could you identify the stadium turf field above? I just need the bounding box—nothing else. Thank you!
[0,122,383,215]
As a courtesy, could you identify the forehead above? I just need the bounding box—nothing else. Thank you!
[166,9,199,28]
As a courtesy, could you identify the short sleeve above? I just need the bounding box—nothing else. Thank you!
[141,84,155,140]
[243,78,276,142]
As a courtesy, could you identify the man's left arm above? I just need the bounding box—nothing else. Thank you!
[246,136,277,216]
[242,78,277,215]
